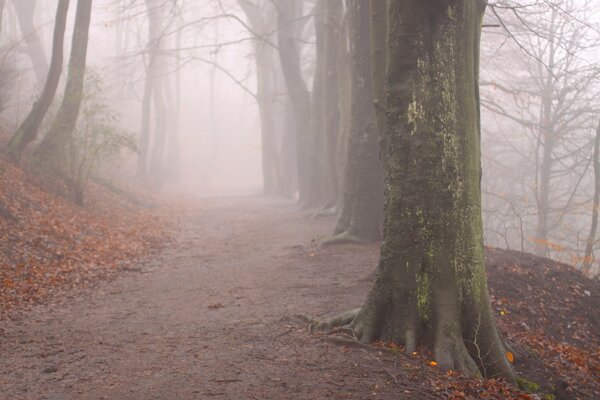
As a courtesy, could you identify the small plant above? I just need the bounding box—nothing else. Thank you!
[66,69,136,204]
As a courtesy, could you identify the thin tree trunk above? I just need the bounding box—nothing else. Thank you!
[136,61,153,180]
[165,17,182,182]
[136,0,162,180]
[7,0,70,163]
[369,0,387,158]
[276,0,311,206]
[583,120,600,276]
[322,0,342,209]
[35,0,92,168]
[534,11,557,257]
[238,0,285,196]
[305,0,328,209]
[0,0,6,34]
[12,0,48,86]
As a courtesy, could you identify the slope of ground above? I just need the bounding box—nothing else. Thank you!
[0,194,598,399]
[0,153,173,318]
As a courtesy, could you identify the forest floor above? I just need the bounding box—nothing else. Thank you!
[1,185,599,399]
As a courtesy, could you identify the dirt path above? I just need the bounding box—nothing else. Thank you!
[1,197,426,400]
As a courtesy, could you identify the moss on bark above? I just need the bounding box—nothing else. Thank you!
[320,0,516,384]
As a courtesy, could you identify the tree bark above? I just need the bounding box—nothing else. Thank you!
[305,0,328,209]
[136,0,163,181]
[322,0,342,209]
[533,11,558,257]
[583,120,600,276]
[0,0,6,35]
[276,0,311,206]
[12,0,48,86]
[7,0,70,163]
[369,0,387,158]
[327,0,517,383]
[35,0,92,168]
[333,0,383,242]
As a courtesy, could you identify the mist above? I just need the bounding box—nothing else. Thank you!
[1,1,599,399]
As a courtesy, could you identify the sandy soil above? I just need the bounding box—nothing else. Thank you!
[1,196,429,400]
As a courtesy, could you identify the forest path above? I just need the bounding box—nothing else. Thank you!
[0,196,418,399]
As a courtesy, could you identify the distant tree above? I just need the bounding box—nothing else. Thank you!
[482,0,600,257]
[321,0,343,208]
[583,120,600,276]
[35,0,93,169]
[329,0,382,243]
[11,0,48,86]
[7,0,70,163]
[318,0,517,383]
[276,0,312,206]
[237,0,290,196]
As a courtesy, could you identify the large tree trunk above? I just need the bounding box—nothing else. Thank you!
[326,0,517,383]
[332,0,383,242]
[12,0,48,87]
[34,0,92,168]
[276,0,311,206]
[7,0,70,163]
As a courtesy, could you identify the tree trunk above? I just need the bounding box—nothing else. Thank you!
[328,0,517,383]
[322,0,342,209]
[7,0,70,163]
[12,0,48,87]
[34,0,92,169]
[136,0,163,181]
[238,0,289,196]
[333,0,383,242]
[583,120,600,276]
[369,0,387,158]
[136,59,153,180]
[0,0,6,35]
[305,0,328,209]
[276,0,311,206]
[533,13,557,257]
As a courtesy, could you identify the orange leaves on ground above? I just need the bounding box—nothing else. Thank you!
[0,156,174,317]
[506,351,514,363]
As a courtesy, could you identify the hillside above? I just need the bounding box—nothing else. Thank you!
[0,161,598,399]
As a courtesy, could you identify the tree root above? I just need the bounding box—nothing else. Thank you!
[320,232,366,246]
[312,308,361,331]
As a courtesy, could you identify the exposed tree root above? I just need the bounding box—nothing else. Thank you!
[312,307,361,331]
[320,232,366,246]
[304,305,515,383]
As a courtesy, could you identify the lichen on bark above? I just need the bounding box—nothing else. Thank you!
[315,0,517,384]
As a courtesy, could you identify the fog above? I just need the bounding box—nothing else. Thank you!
[2,0,600,268]
[2,1,600,397]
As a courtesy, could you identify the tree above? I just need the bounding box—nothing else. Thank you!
[136,0,167,182]
[35,0,93,169]
[238,0,291,196]
[482,1,599,258]
[321,0,343,209]
[276,0,312,207]
[318,0,516,383]
[7,0,70,163]
[583,120,600,276]
[329,0,382,243]
[12,0,48,87]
